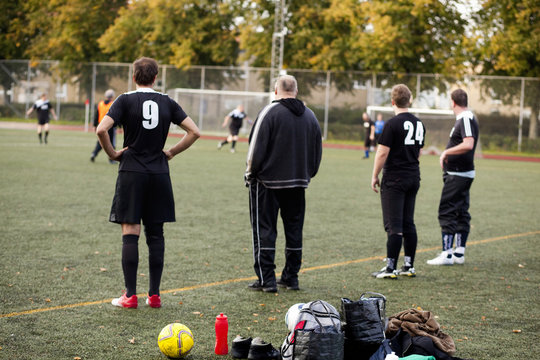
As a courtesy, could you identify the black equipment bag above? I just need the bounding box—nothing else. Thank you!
[341,292,387,346]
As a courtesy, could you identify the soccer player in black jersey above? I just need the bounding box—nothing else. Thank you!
[427,89,479,266]
[96,57,200,308]
[218,104,249,153]
[371,84,425,279]
[26,93,57,144]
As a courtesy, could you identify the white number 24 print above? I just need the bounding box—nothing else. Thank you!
[403,120,424,145]
[142,100,159,129]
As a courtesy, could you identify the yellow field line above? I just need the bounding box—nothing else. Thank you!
[2,230,538,319]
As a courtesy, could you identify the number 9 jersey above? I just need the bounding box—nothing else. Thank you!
[378,112,425,178]
[107,88,188,174]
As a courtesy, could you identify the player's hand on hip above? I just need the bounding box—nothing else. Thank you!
[163,149,174,161]
[111,147,128,161]
[439,151,447,169]
[371,176,380,193]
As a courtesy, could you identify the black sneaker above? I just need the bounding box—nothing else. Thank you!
[248,280,277,293]
[247,337,281,360]
[231,335,252,359]
[277,277,299,290]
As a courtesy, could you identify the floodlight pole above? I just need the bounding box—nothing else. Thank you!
[269,0,286,92]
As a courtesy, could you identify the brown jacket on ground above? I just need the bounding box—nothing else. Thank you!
[386,308,456,355]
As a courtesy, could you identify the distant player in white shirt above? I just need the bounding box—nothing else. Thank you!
[218,104,249,153]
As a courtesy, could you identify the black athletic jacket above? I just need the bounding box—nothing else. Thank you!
[245,98,322,189]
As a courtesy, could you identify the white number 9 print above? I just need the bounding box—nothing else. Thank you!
[142,100,159,129]
[404,120,424,145]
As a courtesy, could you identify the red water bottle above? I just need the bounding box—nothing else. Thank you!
[215,313,228,355]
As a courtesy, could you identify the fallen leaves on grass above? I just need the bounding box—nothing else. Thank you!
[73,357,81,360]
[518,264,525,268]
[512,329,522,333]
[129,337,136,344]
[268,317,277,321]
[99,268,107,272]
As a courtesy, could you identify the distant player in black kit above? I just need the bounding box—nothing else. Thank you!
[427,89,479,266]
[218,104,249,153]
[371,84,425,279]
[26,93,57,144]
[362,112,375,159]
[245,75,322,292]
[96,57,200,309]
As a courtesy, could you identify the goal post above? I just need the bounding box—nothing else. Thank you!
[171,88,273,134]
[366,105,481,156]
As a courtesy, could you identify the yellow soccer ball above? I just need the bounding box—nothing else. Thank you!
[157,323,194,358]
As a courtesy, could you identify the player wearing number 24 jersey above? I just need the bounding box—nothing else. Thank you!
[371,84,425,279]
[97,57,200,309]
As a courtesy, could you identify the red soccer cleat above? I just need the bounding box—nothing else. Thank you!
[146,294,161,308]
[111,292,138,309]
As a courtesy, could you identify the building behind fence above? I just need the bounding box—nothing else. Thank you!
[1,60,539,152]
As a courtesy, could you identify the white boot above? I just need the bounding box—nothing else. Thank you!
[452,247,465,264]
[427,250,454,265]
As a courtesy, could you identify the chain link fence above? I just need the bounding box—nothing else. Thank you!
[1,60,538,152]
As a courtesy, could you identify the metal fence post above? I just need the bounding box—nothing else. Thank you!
[198,66,205,130]
[128,64,133,91]
[323,71,330,140]
[161,65,167,93]
[518,78,525,152]
[90,63,96,127]
[25,60,31,115]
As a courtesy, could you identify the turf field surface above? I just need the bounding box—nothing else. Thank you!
[0,128,538,359]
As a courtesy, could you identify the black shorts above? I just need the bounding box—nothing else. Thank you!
[380,175,420,235]
[37,117,50,125]
[364,136,373,148]
[109,171,175,224]
[229,124,241,136]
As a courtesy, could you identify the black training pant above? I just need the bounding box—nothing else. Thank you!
[380,175,420,235]
[438,173,474,234]
[249,182,305,287]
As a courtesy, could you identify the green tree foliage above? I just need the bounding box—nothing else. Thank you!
[239,0,467,75]
[472,0,539,138]
[0,0,28,59]
[473,0,539,77]
[98,0,240,69]
[10,0,126,74]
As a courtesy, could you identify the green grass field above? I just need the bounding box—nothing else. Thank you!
[0,127,539,360]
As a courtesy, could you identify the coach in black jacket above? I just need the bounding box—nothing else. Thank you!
[245,75,322,292]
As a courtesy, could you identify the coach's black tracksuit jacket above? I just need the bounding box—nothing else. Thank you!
[245,98,322,188]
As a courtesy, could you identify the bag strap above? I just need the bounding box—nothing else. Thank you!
[304,300,340,333]
[360,292,386,302]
